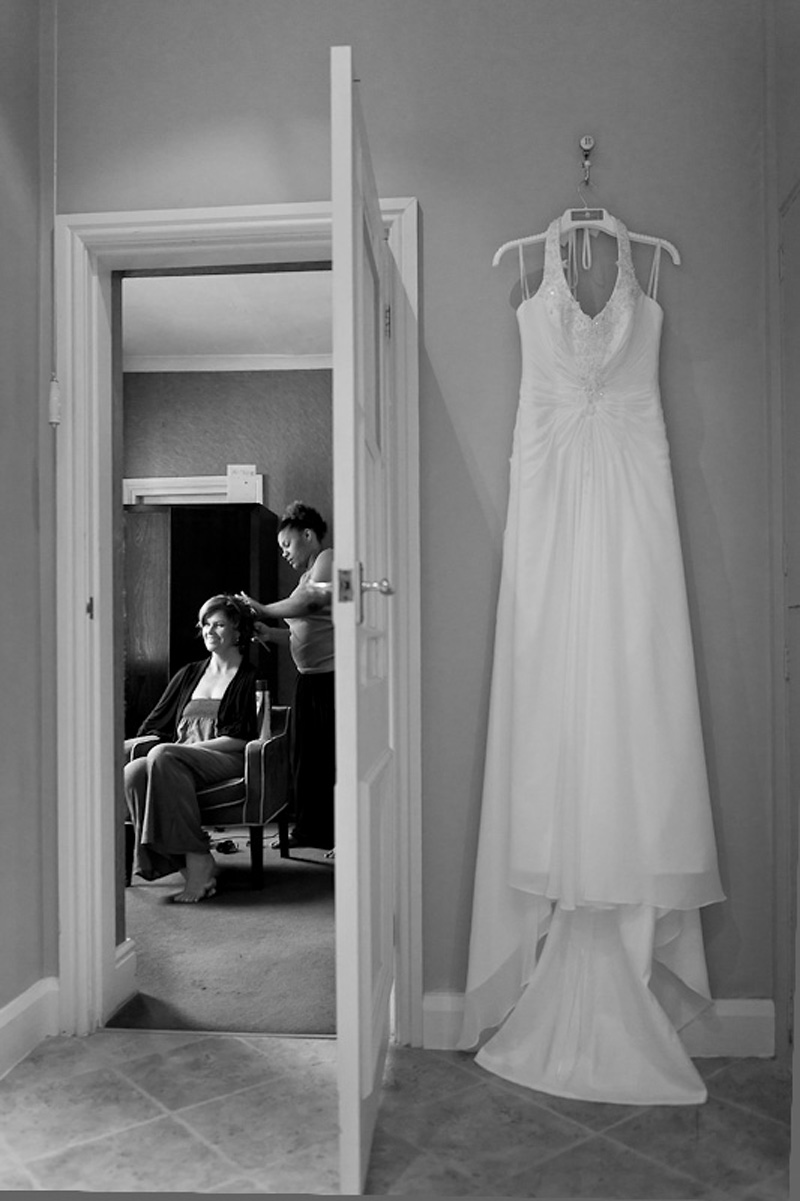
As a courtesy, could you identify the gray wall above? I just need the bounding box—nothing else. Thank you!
[776,0,800,203]
[55,0,774,1002]
[4,1,791,1018]
[0,1,56,1009]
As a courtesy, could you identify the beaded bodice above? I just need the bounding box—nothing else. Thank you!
[543,218,639,379]
[519,216,654,419]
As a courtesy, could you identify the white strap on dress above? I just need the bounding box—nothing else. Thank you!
[647,242,663,300]
[518,244,531,301]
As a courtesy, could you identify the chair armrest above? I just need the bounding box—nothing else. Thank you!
[124,735,160,763]
[243,723,291,824]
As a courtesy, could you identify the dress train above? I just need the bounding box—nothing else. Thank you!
[475,904,711,1105]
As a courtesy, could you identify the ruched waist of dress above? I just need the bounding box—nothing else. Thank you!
[518,378,659,410]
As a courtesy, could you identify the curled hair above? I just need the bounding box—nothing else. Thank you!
[197,593,255,651]
[278,501,328,541]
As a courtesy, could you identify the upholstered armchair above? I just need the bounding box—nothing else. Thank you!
[124,706,292,889]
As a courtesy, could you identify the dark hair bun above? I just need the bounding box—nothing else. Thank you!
[280,501,328,541]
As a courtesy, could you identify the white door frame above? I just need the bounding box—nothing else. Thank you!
[54,200,422,1042]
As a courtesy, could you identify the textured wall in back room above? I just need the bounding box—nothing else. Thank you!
[123,367,333,702]
[123,369,332,524]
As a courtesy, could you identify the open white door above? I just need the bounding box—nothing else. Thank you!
[331,45,397,1195]
[781,193,800,1056]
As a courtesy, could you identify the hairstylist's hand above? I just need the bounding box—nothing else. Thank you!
[235,591,262,618]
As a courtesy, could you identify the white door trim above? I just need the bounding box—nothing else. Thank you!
[54,200,422,1041]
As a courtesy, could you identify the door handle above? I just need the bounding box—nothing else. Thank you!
[361,577,394,595]
[337,568,395,603]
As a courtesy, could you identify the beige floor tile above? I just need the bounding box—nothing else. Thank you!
[205,1176,270,1193]
[366,1129,528,1197]
[0,1065,163,1161]
[0,1033,108,1084]
[116,1033,282,1110]
[364,1131,428,1192]
[0,1160,37,1190]
[694,1057,734,1081]
[738,1166,791,1201]
[177,1077,338,1172]
[470,1066,642,1133]
[380,1046,479,1105]
[252,1133,340,1194]
[238,1032,338,1079]
[377,1077,586,1166]
[83,1027,209,1066]
[367,1147,501,1196]
[704,1058,793,1126]
[505,1134,718,1199]
[25,1114,236,1193]
[604,1094,791,1195]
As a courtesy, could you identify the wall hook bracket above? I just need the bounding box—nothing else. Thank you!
[579,134,595,187]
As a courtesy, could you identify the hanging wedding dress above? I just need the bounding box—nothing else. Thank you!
[459,216,724,1105]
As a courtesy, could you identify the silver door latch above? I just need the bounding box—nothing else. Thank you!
[338,568,395,602]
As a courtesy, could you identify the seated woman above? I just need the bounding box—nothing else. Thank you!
[124,593,257,903]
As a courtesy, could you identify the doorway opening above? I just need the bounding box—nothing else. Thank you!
[54,200,421,1046]
[110,262,338,1037]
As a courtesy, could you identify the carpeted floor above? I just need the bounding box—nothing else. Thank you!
[108,826,336,1036]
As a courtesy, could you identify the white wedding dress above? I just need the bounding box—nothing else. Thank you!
[459,217,724,1105]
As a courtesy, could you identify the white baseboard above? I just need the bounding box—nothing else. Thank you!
[423,992,466,1051]
[0,940,137,1079]
[679,998,775,1057]
[0,978,60,1080]
[423,991,776,1058]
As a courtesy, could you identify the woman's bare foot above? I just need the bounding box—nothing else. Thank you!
[172,852,217,903]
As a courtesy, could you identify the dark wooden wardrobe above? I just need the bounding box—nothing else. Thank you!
[123,502,278,736]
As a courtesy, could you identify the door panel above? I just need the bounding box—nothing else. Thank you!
[781,193,800,1052]
[331,44,396,1194]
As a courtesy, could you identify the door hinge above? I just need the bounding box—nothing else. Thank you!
[788,984,795,1046]
[48,376,61,427]
[86,596,95,620]
[384,304,392,339]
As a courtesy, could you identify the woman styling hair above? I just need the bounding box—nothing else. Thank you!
[238,501,335,852]
[123,593,257,902]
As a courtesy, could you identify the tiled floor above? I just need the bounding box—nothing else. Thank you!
[366,1049,792,1198]
[0,1030,792,1196]
[0,1030,339,1194]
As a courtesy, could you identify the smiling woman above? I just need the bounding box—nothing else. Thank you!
[122,594,258,903]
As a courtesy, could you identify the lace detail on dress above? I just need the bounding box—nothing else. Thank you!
[541,218,641,409]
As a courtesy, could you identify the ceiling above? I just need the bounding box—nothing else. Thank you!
[121,270,332,372]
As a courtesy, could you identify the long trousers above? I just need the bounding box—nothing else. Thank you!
[124,742,243,880]
[290,671,335,849]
